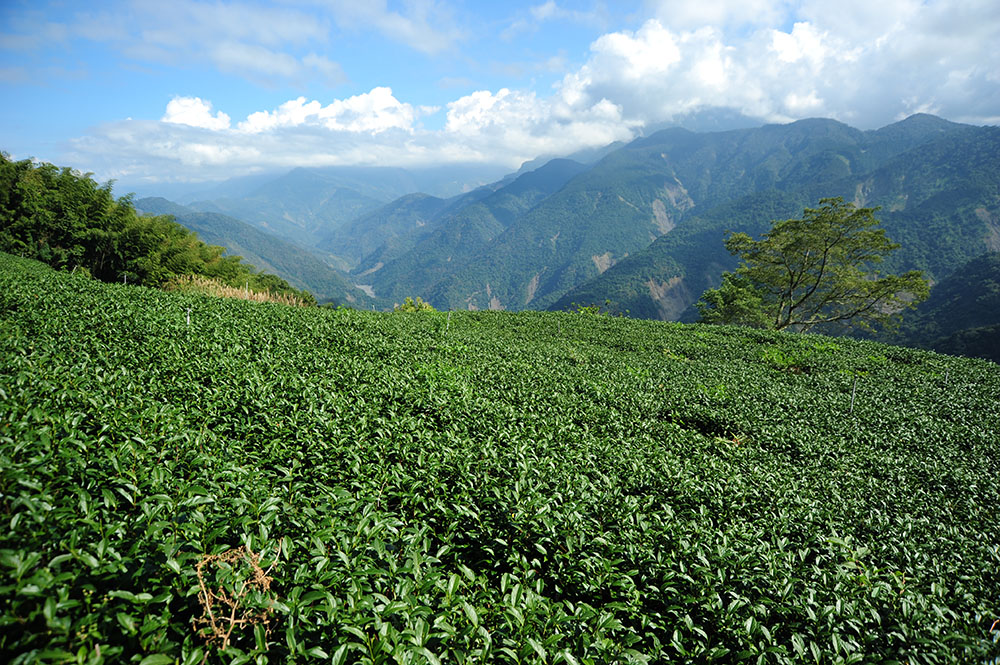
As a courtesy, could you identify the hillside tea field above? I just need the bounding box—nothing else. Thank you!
[1,253,999,665]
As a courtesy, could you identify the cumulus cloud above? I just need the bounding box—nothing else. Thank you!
[69,85,635,183]
[162,97,231,130]
[555,2,1000,128]
[238,88,420,134]
[59,0,1000,183]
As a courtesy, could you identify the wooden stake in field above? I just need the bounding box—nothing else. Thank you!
[186,307,192,327]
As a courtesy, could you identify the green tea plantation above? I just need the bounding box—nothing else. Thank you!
[1,253,998,664]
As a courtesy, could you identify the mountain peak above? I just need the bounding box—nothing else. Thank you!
[869,113,968,144]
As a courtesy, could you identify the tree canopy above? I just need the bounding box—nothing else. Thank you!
[0,152,314,303]
[697,197,929,333]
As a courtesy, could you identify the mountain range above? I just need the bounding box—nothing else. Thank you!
[894,251,1000,362]
[140,113,1000,358]
[134,197,375,307]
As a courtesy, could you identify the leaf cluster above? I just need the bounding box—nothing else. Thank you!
[0,153,314,303]
[1,253,998,664]
[394,296,436,312]
[698,198,929,333]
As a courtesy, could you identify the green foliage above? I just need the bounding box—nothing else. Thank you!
[893,251,1000,362]
[569,300,627,317]
[394,296,436,311]
[136,198,372,307]
[571,303,606,316]
[554,124,1000,323]
[696,273,770,328]
[0,153,313,303]
[698,198,930,332]
[2,253,999,664]
[761,338,841,373]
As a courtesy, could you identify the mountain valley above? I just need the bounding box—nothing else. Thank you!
[134,114,999,360]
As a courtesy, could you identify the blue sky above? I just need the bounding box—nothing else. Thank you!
[2,0,998,190]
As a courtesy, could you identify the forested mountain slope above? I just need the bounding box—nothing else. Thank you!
[360,158,590,304]
[553,122,1000,321]
[335,114,979,312]
[551,190,811,319]
[135,198,374,306]
[316,192,451,271]
[894,251,1000,362]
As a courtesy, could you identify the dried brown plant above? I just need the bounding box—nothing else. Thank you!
[193,546,278,651]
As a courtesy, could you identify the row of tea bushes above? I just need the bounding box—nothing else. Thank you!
[1,252,998,663]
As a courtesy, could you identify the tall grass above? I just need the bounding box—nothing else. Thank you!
[164,274,310,307]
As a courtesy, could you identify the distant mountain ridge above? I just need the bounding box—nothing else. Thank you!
[135,197,374,307]
[893,251,1000,362]
[554,119,999,319]
[403,114,983,312]
[138,114,1000,325]
[182,163,511,250]
[350,158,592,304]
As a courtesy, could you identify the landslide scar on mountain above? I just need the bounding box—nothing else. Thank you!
[663,177,694,212]
[651,200,676,236]
[645,276,693,321]
[976,207,1000,251]
[525,272,542,304]
[853,179,873,207]
[485,283,503,310]
[592,252,614,274]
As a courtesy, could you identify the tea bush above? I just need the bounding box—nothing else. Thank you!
[1,253,998,664]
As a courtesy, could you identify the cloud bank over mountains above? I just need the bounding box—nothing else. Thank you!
[5,0,997,183]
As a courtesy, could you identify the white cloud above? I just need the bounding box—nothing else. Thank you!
[589,20,683,80]
[162,97,231,130]
[238,88,419,134]
[444,89,544,135]
[647,0,794,30]
[69,84,635,183]
[552,3,1000,129]
[319,87,420,133]
[769,22,830,65]
[211,42,303,81]
[303,53,347,86]
[529,1,601,24]
[320,0,464,54]
[440,87,634,164]
[4,1,348,87]
[57,0,1000,183]
[502,1,605,40]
